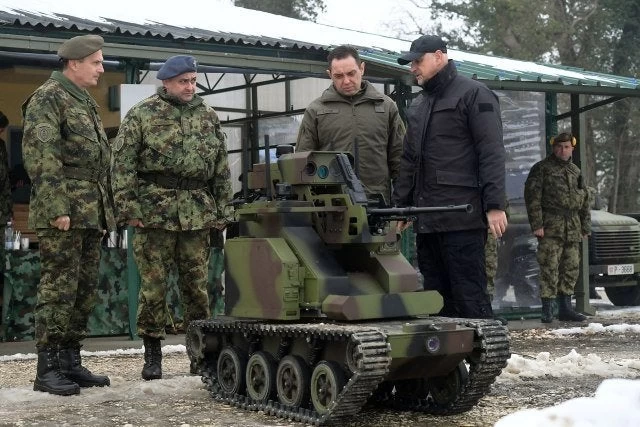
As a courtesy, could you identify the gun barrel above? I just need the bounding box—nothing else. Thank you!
[368,204,473,217]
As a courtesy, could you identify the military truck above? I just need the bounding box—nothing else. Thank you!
[494,197,640,308]
[187,148,510,425]
[588,195,640,306]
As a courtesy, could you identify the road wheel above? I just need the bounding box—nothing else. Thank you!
[426,361,469,405]
[604,283,640,306]
[310,361,346,414]
[276,355,310,407]
[217,346,246,395]
[245,351,276,402]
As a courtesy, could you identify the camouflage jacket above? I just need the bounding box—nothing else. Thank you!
[112,87,232,231]
[0,137,11,223]
[295,81,405,204]
[524,154,591,241]
[22,71,116,231]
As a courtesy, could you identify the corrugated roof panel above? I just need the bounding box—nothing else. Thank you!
[0,0,638,93]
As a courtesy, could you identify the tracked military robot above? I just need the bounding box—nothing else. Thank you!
[187,143,510,425]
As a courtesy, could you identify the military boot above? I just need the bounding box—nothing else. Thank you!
[59,345,110,387]
[557,294,587,322]
[540,298,554,323]
[33,347,80,396]
[142,336,162,380]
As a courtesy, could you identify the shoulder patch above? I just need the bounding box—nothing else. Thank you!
[113,134,125,152]
[35,123,55,143]
[479,103,494,112]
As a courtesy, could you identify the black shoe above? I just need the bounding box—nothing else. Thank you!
[34,348,80,396]
[541,298,554,323]
[142,337,163,380]
[557,294,587,322]
[59,346,110,387]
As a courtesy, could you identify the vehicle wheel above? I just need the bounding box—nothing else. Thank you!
[310,361,346,414]
[604,283,640,306]
[217,346,247,395]
[426,361,469,405]
[245,351,277,402]
[276,355,310,407]
[393,378,427,399]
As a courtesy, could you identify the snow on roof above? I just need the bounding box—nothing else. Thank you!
[0,0,638,90]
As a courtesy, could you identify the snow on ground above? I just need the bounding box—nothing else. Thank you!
[495,378,640,427]
[1,306,639,425]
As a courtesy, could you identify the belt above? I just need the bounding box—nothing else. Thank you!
[63,166,101,183]
[138,172,208,190]
[546,206,578,218]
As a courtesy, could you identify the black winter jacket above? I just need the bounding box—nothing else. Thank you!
[392,60,505,233]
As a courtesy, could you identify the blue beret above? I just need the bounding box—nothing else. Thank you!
[157,55,198,80]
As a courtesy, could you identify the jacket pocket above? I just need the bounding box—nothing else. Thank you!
[66,109,99,143]
[432,97,461,113]
[146,120,179,159]
[436,169,478,187]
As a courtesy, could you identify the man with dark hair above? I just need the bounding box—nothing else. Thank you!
[296,45,405,204]
[393,35,508,319]
[524,132,590,323]
[22,34,115,395]
[112,55,232,380]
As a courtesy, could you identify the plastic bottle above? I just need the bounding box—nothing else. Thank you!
[5,221,13,250]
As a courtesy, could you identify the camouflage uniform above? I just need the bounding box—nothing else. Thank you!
[22,71,115,349]
[296,81,405,203]
[112,87,232,339]
[485,230,498,298]
[524,154,590,299]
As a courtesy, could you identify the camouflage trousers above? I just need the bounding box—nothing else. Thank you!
[133,228,211,339]
[536,236,580,298]
[34,228,102,349]
[485,230,498,298]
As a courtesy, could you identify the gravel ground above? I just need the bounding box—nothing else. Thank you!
[1,303,639,427]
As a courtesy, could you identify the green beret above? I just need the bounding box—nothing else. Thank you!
[57,35,104,60]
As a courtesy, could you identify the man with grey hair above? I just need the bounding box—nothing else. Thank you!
[393,35,507,319]
[22,34,115,395]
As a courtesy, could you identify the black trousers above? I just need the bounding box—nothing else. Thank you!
[416,229,493,319]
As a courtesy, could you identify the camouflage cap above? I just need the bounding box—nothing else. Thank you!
[57,35,104,60]
[157,55,198,80]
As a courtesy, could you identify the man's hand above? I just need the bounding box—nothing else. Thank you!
[50,215,70,231]
[487,209,508,238]
[534,228,544,238]
[396,220,413,234]
[127,219,144,227]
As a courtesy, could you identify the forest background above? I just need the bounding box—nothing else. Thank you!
[235,0,640,214]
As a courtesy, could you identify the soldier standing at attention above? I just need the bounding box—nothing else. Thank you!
[22,35,115,395]
[112,55,232,380]
[524,132,590,323]
[296,45,405,205]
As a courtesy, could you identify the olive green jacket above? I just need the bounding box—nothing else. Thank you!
[22,71,115,231]
[112,87,232,231]
[524,154,591,242]
[296,81,405,204]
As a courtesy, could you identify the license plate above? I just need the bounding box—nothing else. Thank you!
[607,264,634,275]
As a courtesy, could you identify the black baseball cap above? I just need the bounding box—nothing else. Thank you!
[397,35,448,65]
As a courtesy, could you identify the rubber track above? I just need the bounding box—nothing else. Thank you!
[384,318,511,414]
[191,320,392,425]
